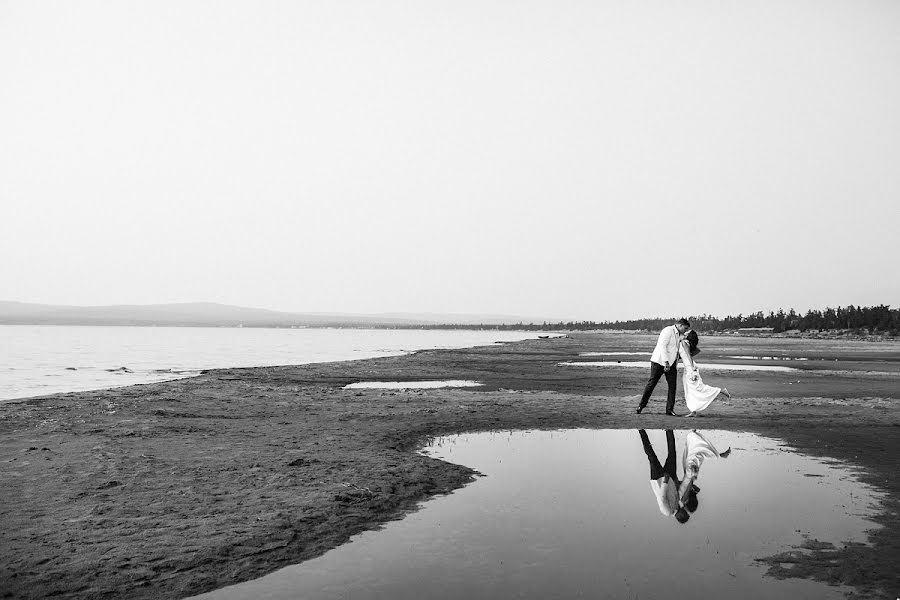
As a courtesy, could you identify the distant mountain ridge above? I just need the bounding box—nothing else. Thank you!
[0,301,545,328]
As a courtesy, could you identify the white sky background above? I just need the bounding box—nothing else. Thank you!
[1,1,898,321]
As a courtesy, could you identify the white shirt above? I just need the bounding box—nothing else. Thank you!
[650,325,682,367]
[650,476,679,516]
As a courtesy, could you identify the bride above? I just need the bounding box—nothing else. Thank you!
[680,330,731,417]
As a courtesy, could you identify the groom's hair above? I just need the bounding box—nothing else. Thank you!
[676,318,691,327]
[675,507,690,524]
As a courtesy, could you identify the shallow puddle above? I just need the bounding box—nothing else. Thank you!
[343,380,483,389]
[193,429,883,600]
[579,351,650,356]
[728,355,809,361]
[560,360,800,372]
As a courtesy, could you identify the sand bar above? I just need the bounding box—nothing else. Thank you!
[1,332,899,599]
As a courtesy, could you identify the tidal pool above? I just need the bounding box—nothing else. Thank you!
[193,429,883,600]
[579,351,650,356]
[729,355,810,361]
[343,380,483,390]
[559,360,800,372]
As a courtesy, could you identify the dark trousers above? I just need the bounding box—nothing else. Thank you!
[639,361,677,412]
[640,429,679,484]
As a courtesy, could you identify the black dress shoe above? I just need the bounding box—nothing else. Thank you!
[665,411,682,417]
[636,407,644,414]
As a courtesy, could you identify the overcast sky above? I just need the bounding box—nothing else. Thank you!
[1,1,898,321]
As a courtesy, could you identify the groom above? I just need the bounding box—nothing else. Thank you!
[638,429,690,523]
[636,318,690,416]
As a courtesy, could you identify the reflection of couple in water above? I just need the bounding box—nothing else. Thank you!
[636,318,732,417]
[639,429,731,524]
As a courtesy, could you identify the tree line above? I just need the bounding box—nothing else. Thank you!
[402,304,899,335]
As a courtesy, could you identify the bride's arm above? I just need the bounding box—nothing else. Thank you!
[679,476,694,504]
[681,341,696,370]
[681,342,699,381]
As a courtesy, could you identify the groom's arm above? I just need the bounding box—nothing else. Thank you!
[658,327,675,370]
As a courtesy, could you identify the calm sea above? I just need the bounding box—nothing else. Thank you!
[0,325,552,402]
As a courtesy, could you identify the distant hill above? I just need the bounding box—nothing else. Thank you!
[374,312,549,326]
[0,301,543,328]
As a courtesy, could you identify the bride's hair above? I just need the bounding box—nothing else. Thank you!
[685,489,699,513]
[686,330,700,356]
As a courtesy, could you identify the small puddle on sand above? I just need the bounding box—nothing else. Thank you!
[192,429,883,600]
[343,380,483,390]
[579,351,650,356]
[560,360,800,372]
[728,356,810,361]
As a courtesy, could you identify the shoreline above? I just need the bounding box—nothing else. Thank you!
[0,328,561,404]
[2,333,899,599]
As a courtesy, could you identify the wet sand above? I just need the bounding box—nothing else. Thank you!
[1,333,899,599]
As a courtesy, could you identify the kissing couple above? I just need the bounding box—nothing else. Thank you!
[639,429,732,524]
[635,318,731,417]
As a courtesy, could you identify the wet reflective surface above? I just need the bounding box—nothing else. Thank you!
[728,355,810,361]
[579,351,650,356]
[343,380,483,389]
[193,429,883,600]
[560,360,800,372]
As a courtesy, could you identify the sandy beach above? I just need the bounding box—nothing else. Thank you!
[2,332,899,599]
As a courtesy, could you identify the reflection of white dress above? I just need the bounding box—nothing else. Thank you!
[682,430,723,477]
[679,342,721,413]
[679,431,724,497]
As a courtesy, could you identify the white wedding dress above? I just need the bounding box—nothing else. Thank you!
[682,430,724,477]
[679,342,721,413]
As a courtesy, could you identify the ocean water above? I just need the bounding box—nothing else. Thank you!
[0,325,552,402]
